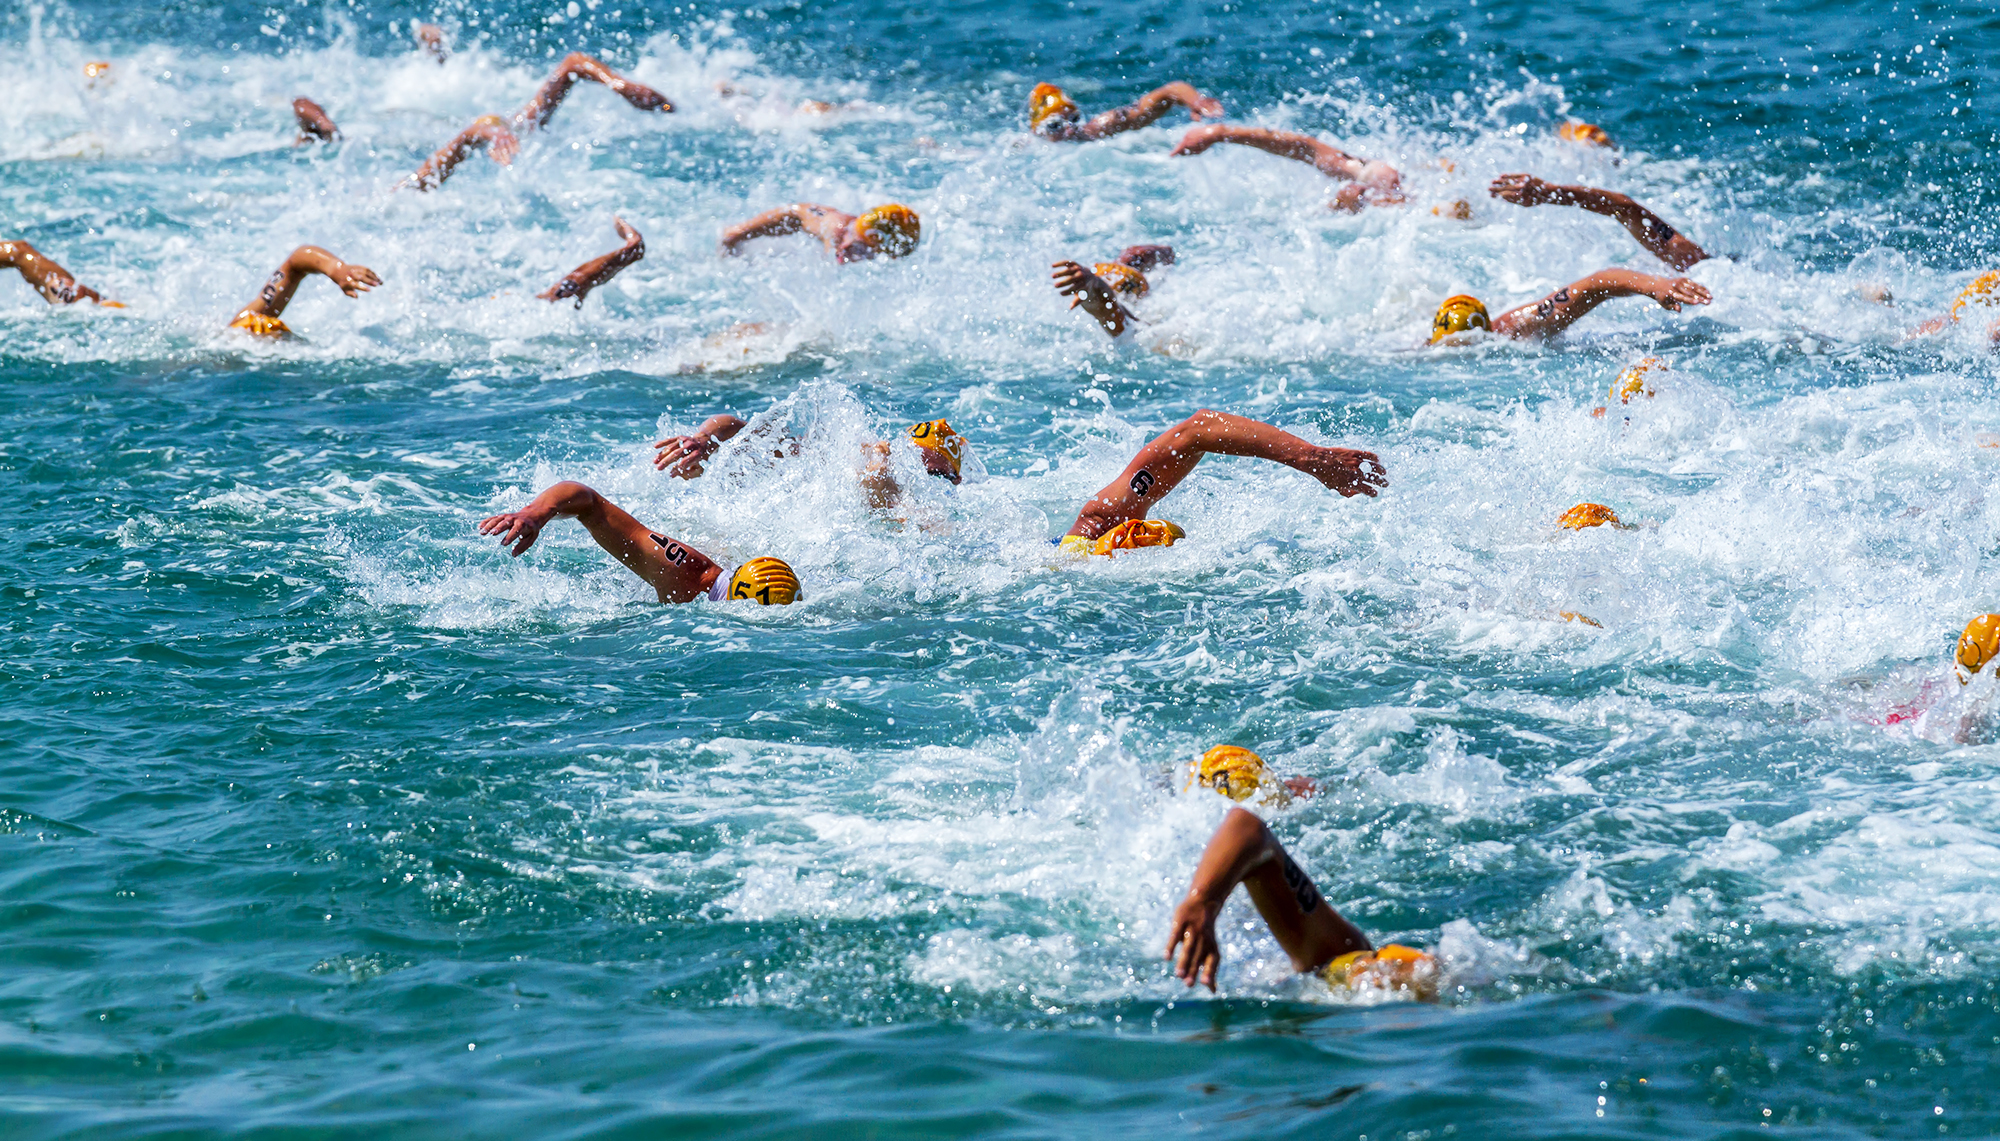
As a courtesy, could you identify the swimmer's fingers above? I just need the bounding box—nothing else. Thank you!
[1488,172,1532,202]
[477,512,541,556]
[1667,278,1713,307]
[1190,96,1224,119]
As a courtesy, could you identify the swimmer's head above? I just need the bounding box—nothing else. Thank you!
[1096,518,1184,554]
[1614,356,1666,404]
[1430,295,1490,343]
[1322,944,1438,999]
[1092,262,1149,297]
[855,204,922,258]
[908,418,964,484]
[1029,83,1080,129]
[84,61,112,82]
[726,557,801,605]
[1558,502,1624,530]
[229,311,293,338]
[1955,613,2000,683]
[1949,272,2000,323]
[1191,745,1269,802]
[1557,121,1617,149]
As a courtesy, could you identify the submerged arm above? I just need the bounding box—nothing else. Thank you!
[1488,174,1709,270]
[477,481,721,603]
[1165,808,1371,991]
[1491,268,1711,341]
[1065,409,1386,539]
[0,239,107,305]
[539,217,645,308]
[234,245,379,320]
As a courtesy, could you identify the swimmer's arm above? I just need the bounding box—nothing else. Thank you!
[1051,260,1135,338]
[1074,81,1223,140]
[478,481,720,603]
[1488,174,1708,270]
[1491,269,1711,340]
[653,413,748,477]
[539,217,645,309]
[235,245,380,320]
[1066,409,1386,539]
[0,240,108,305]
[1173,126,1402,208]
[416,23,449,63]
[292,98,340,144]
[720,204,853,255]
[1166,807,1370,990]
[1117,245,1176,272]
[402,117,519,191]
[514,52,672,132]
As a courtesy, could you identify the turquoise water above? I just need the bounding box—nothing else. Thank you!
[5,0,2000,1135]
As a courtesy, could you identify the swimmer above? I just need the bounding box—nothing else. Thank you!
[404,54,670,191]
[1556,121,1616,150]
[1429,269,1711,344]
[0,239,115,306]
[540,217,644,309]
[478,481,799,605]
[1488,174,1708,271]
[415,23,449,64]
[1169,125,1404,211]
[656,412,966,510]
[1166,807,1434,997]
[1060,409,1385,554]
[1050,244,1174,338]
[720,203,921,263]
[1029,81,1223,142]
[228,245,380,337]
[1907,272,2000,345]
[1188,745,1318,802]
[293,98,340,144]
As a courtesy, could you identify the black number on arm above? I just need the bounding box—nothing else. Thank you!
[1130,469,1156,497]
[649,535,691,564]
[1279,851,1324,915]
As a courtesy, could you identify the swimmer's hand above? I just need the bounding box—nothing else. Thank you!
[1167,124,1228,158]
[1165,892,1225,992]
[539,216,645,309]
[479,507,549,556]
[1282,776,1319,798]
[327,261,382,298]
[1303,446,1388,498]
[1052,259,1133,338]
[653,432,720,478]
[1488,173,1563,207]
[1646,276,1711,311]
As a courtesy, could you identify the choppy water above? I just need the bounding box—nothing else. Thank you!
[5,0,2000,1135]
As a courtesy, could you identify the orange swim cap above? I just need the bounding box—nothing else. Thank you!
[1322,944,1439,998]
[907,418,964,482]
[1431,295,1489,343]
[1093,518,1184,554]
[1091,262,1149,297]
[1029,83,1080,129]
[855,204,922,257]
[1558,503,1625,530]
[1949,272,2000,323]
[1955,613,2000,683]
[1188,745,1269,802]
[1613,356,1666,404]
[229,311,293,338]
[1557,121,1616,149]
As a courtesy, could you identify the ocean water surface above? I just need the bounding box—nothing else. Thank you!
[5,0,2000,1135]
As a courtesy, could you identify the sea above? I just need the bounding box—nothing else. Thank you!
[4,0,2000,1135]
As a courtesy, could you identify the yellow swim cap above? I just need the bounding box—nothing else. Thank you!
[1955,613,2000,683]
[229,311,292,338]
[1092,262,1149,297]
[1557,121,1616,149]
[908,418,964,482]
[1558,502,1624,530]
[1558,610,1603,628]
[726,557,801,605]
[1614,357,1666,404]
[1430,295,1489,343]
[1189,745,1269,801]
[855,204,922,258]
[84,61,112,81]
[1949,272,2000,323]
[1029,83,1080,129]
[1322,944,1438,998]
